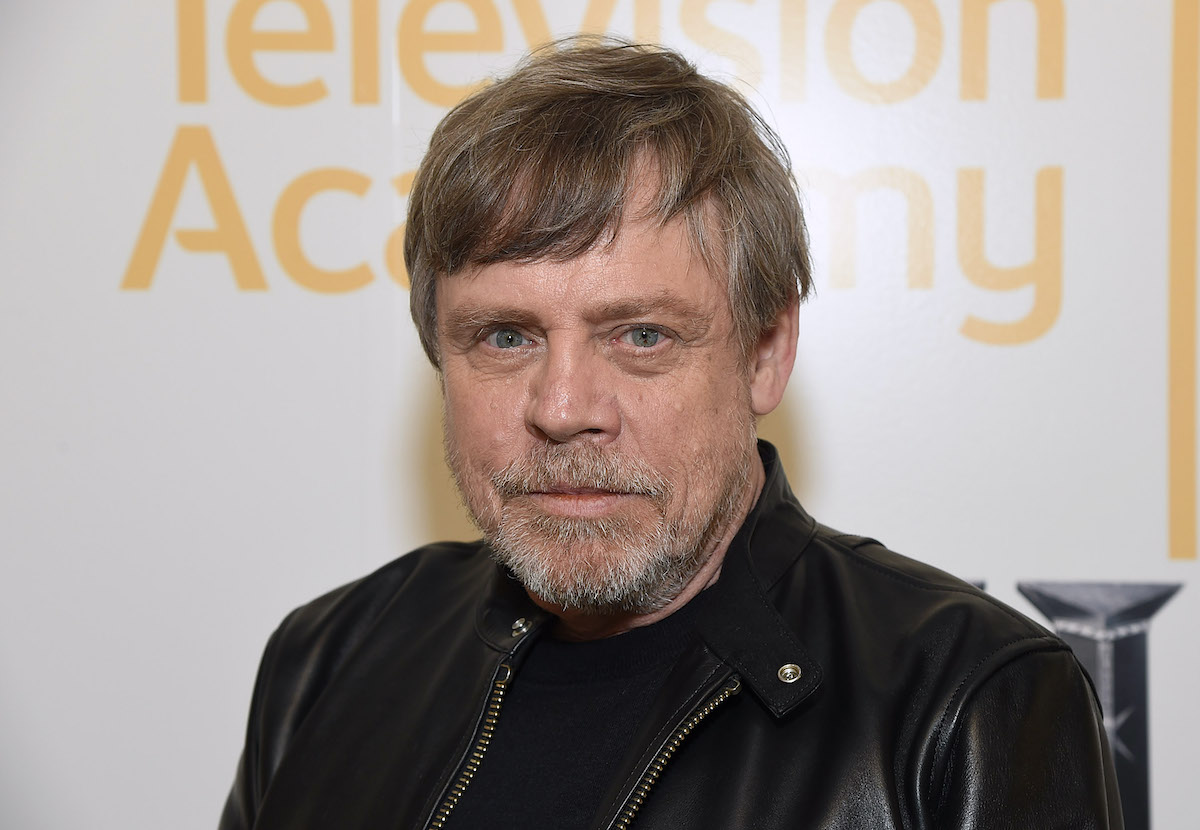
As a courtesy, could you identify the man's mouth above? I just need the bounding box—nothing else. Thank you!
[522,487,637,518]
[489,448,672,511]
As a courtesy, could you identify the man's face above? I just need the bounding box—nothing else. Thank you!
[436,201,762,615]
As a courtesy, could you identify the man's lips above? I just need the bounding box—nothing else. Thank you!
[520,487,639,518]
[539,486,627,495]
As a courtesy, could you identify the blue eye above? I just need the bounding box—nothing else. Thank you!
[486,328,529,349]
[625,327,661,348]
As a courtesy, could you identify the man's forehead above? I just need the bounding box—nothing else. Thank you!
[466,154,726,277]
[460,181,724,283]
[442,207,723,308]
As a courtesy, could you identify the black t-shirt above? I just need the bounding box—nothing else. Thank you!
[445,604,699,829]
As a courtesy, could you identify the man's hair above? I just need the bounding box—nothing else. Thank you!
[405,37,812,367]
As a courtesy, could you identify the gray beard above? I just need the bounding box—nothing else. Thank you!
[455,441,753,615]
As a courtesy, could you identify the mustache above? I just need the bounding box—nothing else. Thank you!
[491,445,671,499]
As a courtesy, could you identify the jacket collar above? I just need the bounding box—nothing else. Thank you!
[689,441,823,717]
[474,441,823,717]
[475,561,550,652]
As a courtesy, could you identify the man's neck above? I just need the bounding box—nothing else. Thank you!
[529,453,767,641]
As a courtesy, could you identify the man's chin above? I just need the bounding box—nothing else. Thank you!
[496,497,662,541]
[486,520,706,616]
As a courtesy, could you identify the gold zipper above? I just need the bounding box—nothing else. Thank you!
[610,675,742,830]
[426,663,513,829]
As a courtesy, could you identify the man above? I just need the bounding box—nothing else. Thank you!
[221,39,1123,829]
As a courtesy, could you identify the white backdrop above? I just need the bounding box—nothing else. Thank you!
[0,1,1196,828]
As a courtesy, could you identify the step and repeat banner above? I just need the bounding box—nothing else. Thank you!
[1,1,1196,828]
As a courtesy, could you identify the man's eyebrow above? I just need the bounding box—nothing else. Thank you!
[439,293,717,343]
[440,306,541,335]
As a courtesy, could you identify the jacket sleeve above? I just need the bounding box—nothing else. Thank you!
[218,619,290,830]
[933,646,1125,829]
[218,749,256,830]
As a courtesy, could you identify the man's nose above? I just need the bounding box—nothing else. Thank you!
[525,341,619,444]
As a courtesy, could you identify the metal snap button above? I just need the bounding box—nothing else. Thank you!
[777,663,802,683]
[511,617,531,637]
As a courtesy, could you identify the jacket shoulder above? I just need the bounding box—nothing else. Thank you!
[222,541,493,829]
[260,541,493,729]
[803,523,1055,644]
[273,541,490,659]
[765,522,1117,823]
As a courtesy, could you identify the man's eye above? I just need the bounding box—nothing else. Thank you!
[485,328,530,349]
[623,327,662,348]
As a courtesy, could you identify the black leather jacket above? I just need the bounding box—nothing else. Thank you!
[221,444,1123,829]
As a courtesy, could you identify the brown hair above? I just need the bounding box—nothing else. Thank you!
[405,37,812,366]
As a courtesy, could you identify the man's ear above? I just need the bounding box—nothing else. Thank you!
[748,299,799,417]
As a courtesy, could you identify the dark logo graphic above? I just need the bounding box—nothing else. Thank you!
[1018,582,1182,830]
